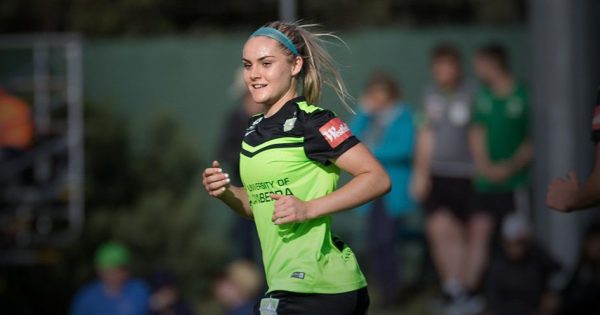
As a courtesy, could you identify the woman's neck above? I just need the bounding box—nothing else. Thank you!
[263,89,299,118]
[490,73,515,98]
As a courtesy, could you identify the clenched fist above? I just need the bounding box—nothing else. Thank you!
[202,160,231,198]
[271,194,313,225]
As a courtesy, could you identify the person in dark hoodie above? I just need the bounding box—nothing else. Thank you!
[149,271,194,315]
[487,214,561,315]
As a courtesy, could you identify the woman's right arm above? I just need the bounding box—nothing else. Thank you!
[203,160,253,219]
[411,124,433,201]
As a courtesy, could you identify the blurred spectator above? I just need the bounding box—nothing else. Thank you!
[546,87,600,212]
[559,221,600,315]
[149,271,194,315]
[70,242,150,315]
[0,87,34,159]
[412,44,481,313]
[350,71,416,307]
[487,213,561,315]
[468,43,532,304]
[217,71,263,262]
[213,260,263,315]
[470,44,531,213]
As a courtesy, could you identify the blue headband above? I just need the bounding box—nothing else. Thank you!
[251,27,300,56]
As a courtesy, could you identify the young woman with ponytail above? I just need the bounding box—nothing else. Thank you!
[202,21,390,314]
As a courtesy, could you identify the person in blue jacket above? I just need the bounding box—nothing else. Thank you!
[350,71,416,307]
[70,242,150,315]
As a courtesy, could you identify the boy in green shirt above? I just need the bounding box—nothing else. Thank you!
[468,44,532,298]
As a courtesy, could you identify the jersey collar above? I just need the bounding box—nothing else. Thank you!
[262,96,306,121]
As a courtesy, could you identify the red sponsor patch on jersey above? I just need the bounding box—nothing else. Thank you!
[594,106,600,130]
[319,117,352,148]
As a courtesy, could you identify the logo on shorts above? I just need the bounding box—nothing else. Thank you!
[319,118,352,148]
[259,297,279,315]
[291,271,305,279]
[593,106,600,130]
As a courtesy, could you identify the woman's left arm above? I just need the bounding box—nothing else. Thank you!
[271,143,391,224]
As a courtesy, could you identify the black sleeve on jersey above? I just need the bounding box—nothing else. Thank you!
[303,109,360,165]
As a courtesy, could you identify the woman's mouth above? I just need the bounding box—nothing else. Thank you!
[252,84,267,89]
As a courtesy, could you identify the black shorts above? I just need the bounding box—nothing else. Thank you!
[471,190,515,222]
[423,176,474,221]
[253,287,369,315]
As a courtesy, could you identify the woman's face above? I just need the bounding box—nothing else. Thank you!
[242,36,302,107]
[474,55,498,84]
[362,85,395,112]
[432,57,460,88]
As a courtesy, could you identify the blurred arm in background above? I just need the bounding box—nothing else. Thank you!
[546,88,600,212]
[546,143,600,212]
[469,125,532,183]
[411,124,433,201]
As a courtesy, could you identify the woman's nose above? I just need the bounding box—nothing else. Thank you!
[249,66,260,80]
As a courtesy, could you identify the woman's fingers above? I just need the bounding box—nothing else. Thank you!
[272,207,292,222]
[271,195,307,224]
[203,167,222,177]
[209,187,227,197]
[203,172,227,186]
[202,165,229,196]
[273,214,294,225]
[274,212,296,225]
[208,177,230,191]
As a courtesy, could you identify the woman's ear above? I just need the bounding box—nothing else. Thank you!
[291,56,303,76]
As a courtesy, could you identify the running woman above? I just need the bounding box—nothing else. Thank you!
[202,21,391,315]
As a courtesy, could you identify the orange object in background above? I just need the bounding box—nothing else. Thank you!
[0,88,34,150]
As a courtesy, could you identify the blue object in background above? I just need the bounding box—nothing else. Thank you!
[350,102,416,217]
[70,279,150,315]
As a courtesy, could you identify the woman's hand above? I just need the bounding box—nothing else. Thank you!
[546,171,579,212]
[202,160,231,198]
[479,161,513,183]
[271,194,312,225]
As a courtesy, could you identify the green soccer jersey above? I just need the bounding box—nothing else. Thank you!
[471,83,530,192]
[239,96,367,294]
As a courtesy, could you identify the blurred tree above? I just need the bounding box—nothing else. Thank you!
[73,106,227,307]
[70,0,175,36]
[1,105,227,314]
[84,104,139,208]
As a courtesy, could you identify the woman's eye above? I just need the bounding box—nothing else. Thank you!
[243,63,251,69]
[262,62,271,67]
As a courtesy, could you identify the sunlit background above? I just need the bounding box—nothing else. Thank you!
[0,0,599,314]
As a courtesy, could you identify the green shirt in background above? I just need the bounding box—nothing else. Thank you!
[471,83,530,192]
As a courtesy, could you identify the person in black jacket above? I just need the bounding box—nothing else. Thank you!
[487,214,561,315]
